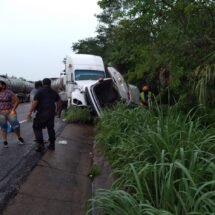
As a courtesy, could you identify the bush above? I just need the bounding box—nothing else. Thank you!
[64,106,94,124]
[87,104,215,215]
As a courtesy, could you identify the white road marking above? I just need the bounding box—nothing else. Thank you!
[19,120,28,124]
[57,140,68,145]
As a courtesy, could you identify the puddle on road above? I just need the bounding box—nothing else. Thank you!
[57,140,68,145]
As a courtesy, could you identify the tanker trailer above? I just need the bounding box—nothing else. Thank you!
[51,77,65,92]
[0,75,34,102]
[51,77,68,107]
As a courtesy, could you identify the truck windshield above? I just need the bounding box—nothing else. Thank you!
[75,70,105,81]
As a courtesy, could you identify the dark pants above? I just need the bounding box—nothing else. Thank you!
[33,111,55,147]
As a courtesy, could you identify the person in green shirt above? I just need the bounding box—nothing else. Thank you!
[140,85,152,108]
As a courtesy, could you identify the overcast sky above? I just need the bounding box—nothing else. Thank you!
[0,0,100,81]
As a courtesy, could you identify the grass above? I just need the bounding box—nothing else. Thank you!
[86,103,215,215]
[64,106,94,124]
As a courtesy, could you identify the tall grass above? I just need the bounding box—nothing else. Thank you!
[87,104,215,215]
[193,63,215,106]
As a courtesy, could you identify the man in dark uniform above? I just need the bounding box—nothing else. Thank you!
[27,78,61,152]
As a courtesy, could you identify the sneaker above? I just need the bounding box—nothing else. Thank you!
[3,141,8,148]
[17,137,25,145]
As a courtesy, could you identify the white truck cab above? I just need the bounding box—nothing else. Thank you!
[51,54,139,116]
[63,54,106,106]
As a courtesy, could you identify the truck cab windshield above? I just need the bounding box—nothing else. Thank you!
[75,70,105,81]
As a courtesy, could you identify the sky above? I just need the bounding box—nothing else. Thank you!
[0,0,100,81]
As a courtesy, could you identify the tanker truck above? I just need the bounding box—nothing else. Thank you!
[0,75,34,102]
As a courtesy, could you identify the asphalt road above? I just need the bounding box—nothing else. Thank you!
[0,103,65,211]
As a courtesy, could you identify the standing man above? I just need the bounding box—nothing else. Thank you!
[27,78,61,152]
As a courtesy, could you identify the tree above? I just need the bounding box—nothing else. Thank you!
[72,0,215,107]
[72,37,106,58]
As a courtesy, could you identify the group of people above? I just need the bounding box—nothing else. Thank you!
[0,75,151,151]
[0,78,64,153]
[28,78,61,152]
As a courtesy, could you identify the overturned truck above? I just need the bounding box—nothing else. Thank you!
[51,54,139,116]
[85,78,122,115]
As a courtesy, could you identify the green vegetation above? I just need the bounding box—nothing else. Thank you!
[71,1,214,213]
[64,106,94,124]
[72,0,215,110]
[87,104,215,214]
